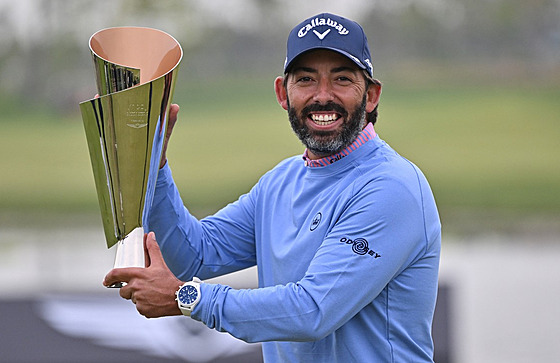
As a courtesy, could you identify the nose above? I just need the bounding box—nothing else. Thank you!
[312,79,335,104]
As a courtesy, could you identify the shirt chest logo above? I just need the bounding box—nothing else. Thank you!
[310,212,322,231]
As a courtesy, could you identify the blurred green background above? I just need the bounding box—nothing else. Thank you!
[2,3,558,362]
[0,0,559,237]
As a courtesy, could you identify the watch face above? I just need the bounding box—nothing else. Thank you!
[178,285,198,305]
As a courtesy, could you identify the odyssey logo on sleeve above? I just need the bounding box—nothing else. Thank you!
[339,237,381,258]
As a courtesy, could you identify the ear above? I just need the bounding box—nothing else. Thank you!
[365,82,382,113]
[274,76,289,110]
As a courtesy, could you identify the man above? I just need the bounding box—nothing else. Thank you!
[104,13,441,362]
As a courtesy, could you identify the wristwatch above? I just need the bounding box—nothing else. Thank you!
[175,277,202,316]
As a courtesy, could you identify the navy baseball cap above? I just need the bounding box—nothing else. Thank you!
[284,13,374,78]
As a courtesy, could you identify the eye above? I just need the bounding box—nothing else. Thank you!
[297,76,313,83]
[336,75,353,83]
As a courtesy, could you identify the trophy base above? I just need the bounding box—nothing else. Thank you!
[107,227,145,288]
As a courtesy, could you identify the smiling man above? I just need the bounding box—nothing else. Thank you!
[104,13,441,363]
[278,49,380,160]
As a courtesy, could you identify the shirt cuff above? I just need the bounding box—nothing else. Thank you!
[190,282,213,322]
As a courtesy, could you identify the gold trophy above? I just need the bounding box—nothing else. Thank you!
[80,27,182,286]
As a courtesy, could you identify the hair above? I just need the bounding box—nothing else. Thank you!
[282,69,382,125]
[363,70,382,125]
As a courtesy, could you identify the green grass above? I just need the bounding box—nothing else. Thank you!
[378,85,560,213]
[1,79,559,231]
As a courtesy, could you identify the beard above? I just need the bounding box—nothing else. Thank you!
[288,93,368,157]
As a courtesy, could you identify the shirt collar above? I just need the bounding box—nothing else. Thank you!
[303,123,376,168]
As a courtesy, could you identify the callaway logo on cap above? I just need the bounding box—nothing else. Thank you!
[284,13,374,78]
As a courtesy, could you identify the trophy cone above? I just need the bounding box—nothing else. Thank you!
[79,27,182,286]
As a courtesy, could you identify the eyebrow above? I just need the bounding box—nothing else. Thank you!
[291,66,359,75]
[332,66,359,74]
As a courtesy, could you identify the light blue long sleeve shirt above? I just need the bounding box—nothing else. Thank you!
[148,129,441,362]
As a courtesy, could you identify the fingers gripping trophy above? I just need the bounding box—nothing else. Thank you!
[79,27,183,287]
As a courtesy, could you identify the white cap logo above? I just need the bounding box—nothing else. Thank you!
[298,17,349,38]
[312,29,331,40]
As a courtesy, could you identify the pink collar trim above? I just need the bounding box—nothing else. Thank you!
[303,123,376,168]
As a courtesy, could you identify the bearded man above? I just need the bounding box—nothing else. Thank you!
[104,13,441,363]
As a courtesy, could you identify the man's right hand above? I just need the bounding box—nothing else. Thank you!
[160,104,180,169]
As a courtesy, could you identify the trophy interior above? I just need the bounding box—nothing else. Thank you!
[90,27,182,84]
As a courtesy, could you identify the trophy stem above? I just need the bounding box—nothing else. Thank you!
[107,227,145,288]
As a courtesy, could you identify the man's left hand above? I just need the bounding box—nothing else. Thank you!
[103,232,183,318]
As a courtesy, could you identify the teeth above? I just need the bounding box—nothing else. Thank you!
[311,114,338,124]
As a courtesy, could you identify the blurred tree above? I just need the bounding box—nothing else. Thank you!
[0,0,558,114]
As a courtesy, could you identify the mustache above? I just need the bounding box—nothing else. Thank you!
[301,102,348,118]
